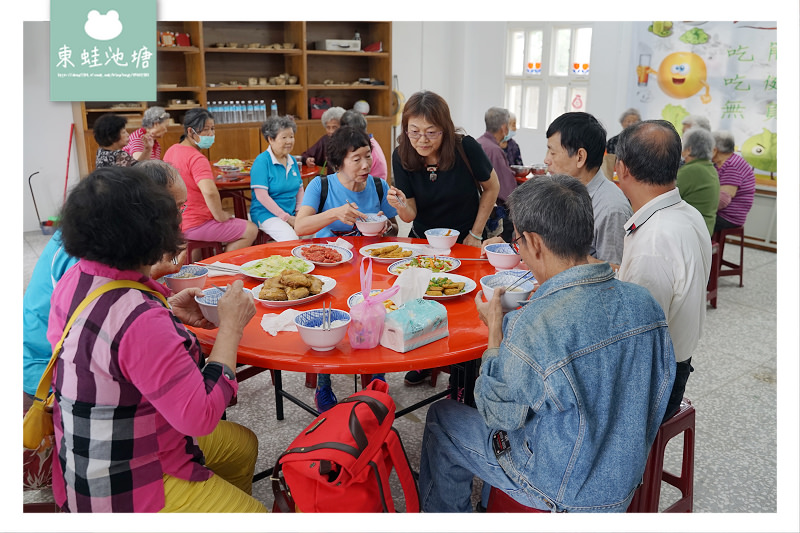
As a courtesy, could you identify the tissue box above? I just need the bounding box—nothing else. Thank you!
[380,298,448,353]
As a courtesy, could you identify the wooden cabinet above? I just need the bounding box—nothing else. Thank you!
[72,21,393,178]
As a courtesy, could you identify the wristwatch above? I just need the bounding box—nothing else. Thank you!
[206,361,236,381]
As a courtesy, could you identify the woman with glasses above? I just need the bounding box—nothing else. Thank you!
[294,126,397,413]
[388,91,500,388]
[387,90,500,247]
[164,108,257,257]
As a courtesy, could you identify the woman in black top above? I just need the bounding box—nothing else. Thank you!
[388,91,499,247]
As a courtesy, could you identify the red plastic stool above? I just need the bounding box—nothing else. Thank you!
[712,226,744,287]
[633,398,695,512]
[706,242,720,308]
[486,486,547,513]
[185,240,224,265]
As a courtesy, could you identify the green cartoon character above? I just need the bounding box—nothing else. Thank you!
[741,129,777,175]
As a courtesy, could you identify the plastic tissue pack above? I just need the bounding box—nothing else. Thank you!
[379,298,448,353]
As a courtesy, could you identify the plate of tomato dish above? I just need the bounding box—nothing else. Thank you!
[291,244,354,266]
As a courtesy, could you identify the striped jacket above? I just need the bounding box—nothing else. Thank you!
[47,260,237,512]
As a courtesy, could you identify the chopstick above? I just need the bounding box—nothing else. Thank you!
[195,262,242,274]
[322,301,331,331]
[347,200,367,222]
[506,271,534,292]
[444,257,489,261]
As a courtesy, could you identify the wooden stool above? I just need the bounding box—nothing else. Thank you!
[185,240,224,265]
[706,242,720,308]
[631,398,696,512]
[712,226,744,287]
[486,486,547,513]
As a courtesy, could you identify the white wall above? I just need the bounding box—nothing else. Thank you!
[23,22,82,232]
[392,21,635,165]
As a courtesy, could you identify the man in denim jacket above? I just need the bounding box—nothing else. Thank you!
[419,174,675,513]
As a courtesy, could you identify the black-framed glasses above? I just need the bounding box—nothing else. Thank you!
[510,233,524,254]
[406,130,443,141]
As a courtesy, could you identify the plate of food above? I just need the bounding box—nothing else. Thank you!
[358,242,417,262]
[251,273,336,308]
[291,244,353,266]
[423,274,476,299]
[213,158,244,171]
[239,255,314,279]
[387,256,460,275]
[346,289,399,312]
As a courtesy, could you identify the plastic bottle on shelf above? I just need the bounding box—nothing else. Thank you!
[270,99,278,117]
[221,101,230,124]
[246,100,254,122]
[258,100,267,121]
[208,101,218,121]
[235,101,243,123]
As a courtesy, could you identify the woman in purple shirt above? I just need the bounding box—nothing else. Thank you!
[711,131,756,231]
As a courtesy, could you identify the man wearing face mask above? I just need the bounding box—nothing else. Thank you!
[164,108,257,256]
[477,107,518,242]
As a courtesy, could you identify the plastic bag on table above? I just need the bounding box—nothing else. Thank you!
[348,257,399,349]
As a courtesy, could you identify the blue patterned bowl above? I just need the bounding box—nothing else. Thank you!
[294,309,351,351]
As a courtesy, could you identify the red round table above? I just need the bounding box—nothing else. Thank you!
[187,236,499,418]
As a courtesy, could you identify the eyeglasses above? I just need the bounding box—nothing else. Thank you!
[510,233,524,254]
[406,130,443,141]
[179,203,187,214]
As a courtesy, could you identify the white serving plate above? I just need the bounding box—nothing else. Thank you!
[239,256,314,280]
[422,273,477,299]
[250,275,336,308]
[387,256,461,275]
[291,244,353,266]
[358,242,420,263]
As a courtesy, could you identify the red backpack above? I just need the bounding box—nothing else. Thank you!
[271,380,420,512]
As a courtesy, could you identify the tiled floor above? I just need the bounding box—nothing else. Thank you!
[22,229,779,516]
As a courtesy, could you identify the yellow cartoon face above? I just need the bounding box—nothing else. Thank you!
[656,52,708,100]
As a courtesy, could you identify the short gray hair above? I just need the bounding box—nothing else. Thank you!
[619,107,641,124]
[507,174,594,261]
[142,106,170,128]
[484,107,510,133]
[682,127,715,160]
[261,115,297,140]
[340,109,368,132]
[134,159,181,188]
[321,106,346,127]
[681,114,711,131]
[713,131,736,154]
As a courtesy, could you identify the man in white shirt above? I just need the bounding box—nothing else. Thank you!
[614,120,712,422]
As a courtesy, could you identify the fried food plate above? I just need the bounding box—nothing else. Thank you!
[291,244,353,266]
[387,256,461,275]
[358,242,419,263]
[423,273,477,299]
[251,275,336,308]
[239,256,315,280]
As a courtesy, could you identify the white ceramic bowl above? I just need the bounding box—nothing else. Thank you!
[194,286,251,327]
[480,272,536,313]
[424,228,459,249]
[355,213,387,236]
[484,243,522,270]
[164,265,208,292]
[294,308,351,351]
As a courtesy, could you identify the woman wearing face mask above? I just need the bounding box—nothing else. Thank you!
[164,108,257,253]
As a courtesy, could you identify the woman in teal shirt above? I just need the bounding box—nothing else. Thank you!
[250,116,304,241]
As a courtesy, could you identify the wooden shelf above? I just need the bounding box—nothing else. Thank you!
[74,21,393,177]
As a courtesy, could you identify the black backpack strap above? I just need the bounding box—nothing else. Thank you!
[373,176,383,204]
[318,175,329,214]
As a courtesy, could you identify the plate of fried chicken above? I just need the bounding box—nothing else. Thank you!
[250,269,336,308]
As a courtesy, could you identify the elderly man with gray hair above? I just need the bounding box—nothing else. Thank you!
[477,107,518,241]
[711,130,755,231]
[124,106,171,161]
[681,114,711,135]
[302,106,346,168]
[677,127,720,235]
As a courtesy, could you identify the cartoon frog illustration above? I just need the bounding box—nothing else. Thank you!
[741,129,777,174]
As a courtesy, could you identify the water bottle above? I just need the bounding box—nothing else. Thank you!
[270,99,278,117]
[208,101,218,121]
[246,100,254,122]
[234,101,241,123]
[222,101,230,123]
[258,100,267,121]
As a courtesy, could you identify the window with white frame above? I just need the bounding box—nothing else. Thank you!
[504,24,593,133]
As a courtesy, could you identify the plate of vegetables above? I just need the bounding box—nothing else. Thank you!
[387,256,460,275]
[423,274,476,299]
[239,255,314,280]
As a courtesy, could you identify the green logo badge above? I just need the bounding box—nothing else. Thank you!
[50,0,156,101]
